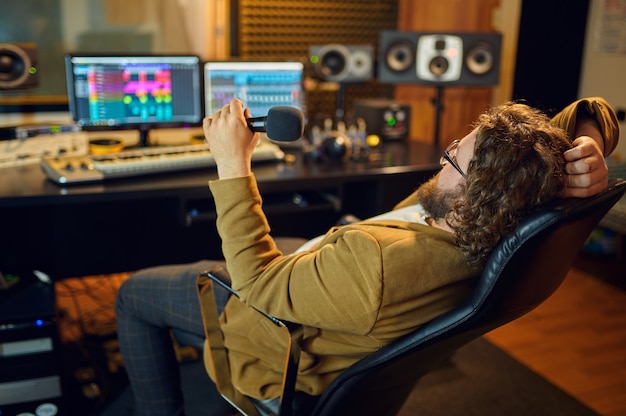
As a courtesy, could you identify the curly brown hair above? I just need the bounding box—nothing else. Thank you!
[450,102,571,264]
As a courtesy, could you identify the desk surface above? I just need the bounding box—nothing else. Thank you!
[0,140,441,206]
[0,140,440,277]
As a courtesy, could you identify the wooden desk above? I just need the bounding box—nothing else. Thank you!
[0,141,440,278]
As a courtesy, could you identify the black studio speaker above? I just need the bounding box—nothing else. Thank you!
[309,44,374,83]
[0,42,39,90]
[378,30,502,86]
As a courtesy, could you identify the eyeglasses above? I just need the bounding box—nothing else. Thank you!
[440,139,467,179]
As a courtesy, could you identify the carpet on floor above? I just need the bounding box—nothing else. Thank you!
[95,336,596,416]
[398,336,597,415]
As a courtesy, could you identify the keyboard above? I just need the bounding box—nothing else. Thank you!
[40,141,285,184]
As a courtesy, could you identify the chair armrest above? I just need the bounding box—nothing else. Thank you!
[201,267,304,416]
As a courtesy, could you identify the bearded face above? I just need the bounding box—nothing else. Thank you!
[416,174,465,222]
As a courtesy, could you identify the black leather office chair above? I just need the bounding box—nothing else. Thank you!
[199,178,626,416]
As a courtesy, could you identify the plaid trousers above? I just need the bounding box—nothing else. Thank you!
[114,237,306,415]
[115,260,229,416]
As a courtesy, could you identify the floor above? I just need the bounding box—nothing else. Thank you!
[485,253,626,416]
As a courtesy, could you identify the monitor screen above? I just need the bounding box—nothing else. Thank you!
[204,61,305,118]
[65,54,203,146]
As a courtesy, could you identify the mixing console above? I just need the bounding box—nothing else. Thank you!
[40,141,285,184]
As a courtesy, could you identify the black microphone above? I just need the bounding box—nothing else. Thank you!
[247,106,305,142]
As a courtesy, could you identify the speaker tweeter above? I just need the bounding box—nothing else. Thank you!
[309,44,374,83]
[0,42,39,90]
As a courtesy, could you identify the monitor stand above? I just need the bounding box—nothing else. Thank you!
[138,126,151,148]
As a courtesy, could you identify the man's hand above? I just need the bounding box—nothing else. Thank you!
[561,135,608,198]
[203,99,258,179]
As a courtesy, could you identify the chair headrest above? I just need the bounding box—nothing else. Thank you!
[474,178,626,317]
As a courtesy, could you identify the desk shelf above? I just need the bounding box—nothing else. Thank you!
[183,188,341,227]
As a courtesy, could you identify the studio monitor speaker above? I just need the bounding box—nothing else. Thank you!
[0,42,39,90]
[309,44,374,83]
[378,31,502,86]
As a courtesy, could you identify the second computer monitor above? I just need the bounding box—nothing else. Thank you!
[204,61,305,118]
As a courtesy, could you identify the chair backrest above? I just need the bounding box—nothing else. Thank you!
[309,179,626,416]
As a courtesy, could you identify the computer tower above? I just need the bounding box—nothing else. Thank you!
[0,272,65,415]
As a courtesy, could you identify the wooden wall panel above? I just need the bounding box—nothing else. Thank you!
[396,0,501,146]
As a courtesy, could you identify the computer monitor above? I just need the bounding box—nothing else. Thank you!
[65,54,203,147]
[204,61,305,119]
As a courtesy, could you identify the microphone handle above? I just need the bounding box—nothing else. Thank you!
[247,116,267,133]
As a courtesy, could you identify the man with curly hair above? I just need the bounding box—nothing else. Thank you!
[115,97,619,416]
[414,102,574,264]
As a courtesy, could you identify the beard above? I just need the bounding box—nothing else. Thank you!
[416,174,464,222]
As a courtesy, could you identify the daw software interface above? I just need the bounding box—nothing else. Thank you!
[65,54,203,146]
[203,61,305,118]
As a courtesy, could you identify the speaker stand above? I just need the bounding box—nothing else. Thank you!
[432,85,444,149]
[336,83,346,124]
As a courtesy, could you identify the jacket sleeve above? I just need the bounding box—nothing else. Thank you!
[208,174,384,334]
[550,96,620,157]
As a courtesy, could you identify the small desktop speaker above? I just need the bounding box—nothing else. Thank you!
[309,44,374,83]
[353,99,411,140]
[0,42,39,90]
[378,31,502,86]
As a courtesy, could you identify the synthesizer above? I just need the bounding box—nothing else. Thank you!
[40,141,285,184]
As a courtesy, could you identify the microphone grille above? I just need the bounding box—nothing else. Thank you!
[266,106,305,142]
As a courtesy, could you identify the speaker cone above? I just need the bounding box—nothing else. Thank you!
[385,41,414,72]
[465,42,495,75]
[313,44,351,82]
[0,43,35,89]
[429,56,449,76]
